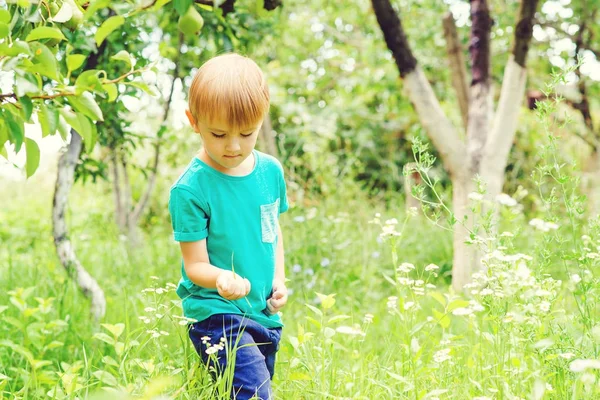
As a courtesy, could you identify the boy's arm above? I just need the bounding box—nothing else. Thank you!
[180,240,250,299]
[267,222,288,314]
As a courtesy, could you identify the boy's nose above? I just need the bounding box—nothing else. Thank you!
[226,140,241,152]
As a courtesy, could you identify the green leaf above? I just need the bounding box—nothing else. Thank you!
[429,291,447,308]
[25,138,40,178]
[67,54,86,72]
[125,81,156,96]
[447,299,471,313]
[92,371,118,387]
[315,292,336,309]
[0,9,10,24]
[92,332,115,345]
[15,73,40,97]
[26,27,66,42]
[110,50,133,68]
[95,15,124,46]
[0,340,34,363]
[0,41,31,57]
[19,96,33,122]
[305,304,322,317]
[5,109,24,152]
[57,115,70,140]
[84,0,111,20]
[60,108,95,151]
[75,70,103,94]
[29,42,59,81]
[38,103,59,137]
[0,23,9,39]
[174,0,193,15]
[149,0,172,11]
[102,83,118,102]
[327,315,351,324]
[52,1,74,23]
[0,120,8,151]
[432,309,450,329]
[101,323,125,339]
[69,91,103,121]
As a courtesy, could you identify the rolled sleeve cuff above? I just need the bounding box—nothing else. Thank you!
[174,229,208,242]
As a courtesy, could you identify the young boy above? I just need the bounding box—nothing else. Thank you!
[168,53,289,400]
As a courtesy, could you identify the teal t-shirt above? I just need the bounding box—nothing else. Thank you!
[168,150,288,328]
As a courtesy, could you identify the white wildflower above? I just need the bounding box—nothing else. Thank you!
[468,192,484,201]
[433,348,452,364]
[387,296,398,311]
[404,301,415,311]
[570,274,582,284]
[410,337,420,354]
[363,313,374,324]
[385,218,398,225]
[380,225,401,238]
[336,325,365,336]
[586,252,599,259]
[539,301,551,312]
[496,193,518,207]
[559,352,575,359]
[452,307,473,316]
[500,231,514,237]
[425,263,439,271]
[397,263,415,273]
[581,373,596,385]
[569,359,600,372]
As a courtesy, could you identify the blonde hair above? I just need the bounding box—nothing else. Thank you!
[188,53,270,130]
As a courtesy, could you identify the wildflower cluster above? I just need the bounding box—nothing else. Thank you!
[465,244,561,327]
[202,336,227,355]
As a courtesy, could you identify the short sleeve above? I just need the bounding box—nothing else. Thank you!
[168,186,209,242]
[277,162,289,214]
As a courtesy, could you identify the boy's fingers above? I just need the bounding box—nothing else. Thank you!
[266,299,277,314]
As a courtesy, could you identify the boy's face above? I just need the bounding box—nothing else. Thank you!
[186,110,262,171]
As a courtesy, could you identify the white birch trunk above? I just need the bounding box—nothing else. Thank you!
[53,131,106,321]
[451,177,478,292]
[403,67,466,178]
[481,57,527,200]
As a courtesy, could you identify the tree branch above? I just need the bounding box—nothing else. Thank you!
[130,33,183,225]
[371,0,466,177]
[481,0,540,194]
[370,0,417,77]
[512,0,539,67]
[443,12,469,130]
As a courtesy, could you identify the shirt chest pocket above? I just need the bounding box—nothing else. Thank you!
[260,199,279,243]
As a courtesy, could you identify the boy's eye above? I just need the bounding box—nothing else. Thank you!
[211,132,226,138]
[241,132,254,138]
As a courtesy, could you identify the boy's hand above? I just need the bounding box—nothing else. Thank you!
[266,278,288,315]
[216,271,251,300]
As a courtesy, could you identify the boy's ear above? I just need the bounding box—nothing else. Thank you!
[185,110,199,133]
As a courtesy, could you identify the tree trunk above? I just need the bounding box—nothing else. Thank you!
[259,113,279,157]
[583,149,600,215]
[372,0,539,290]
[443,12,469,131]
[53,131,106,321]
[451,177,477,291]
[403,163,421,213]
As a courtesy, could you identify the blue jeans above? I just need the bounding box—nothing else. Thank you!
[189,314,282,400]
